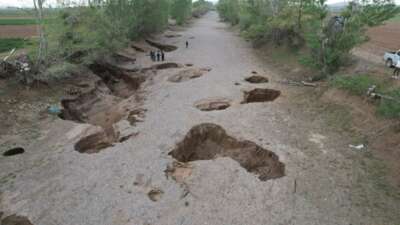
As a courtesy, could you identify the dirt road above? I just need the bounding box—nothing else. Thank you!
[1,12,399,225]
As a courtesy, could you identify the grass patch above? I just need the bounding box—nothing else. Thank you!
[0,38,32,53]
[331,74,400,119]
[330,74,381,96]
[377,88,400,118]
[0,18,37,25]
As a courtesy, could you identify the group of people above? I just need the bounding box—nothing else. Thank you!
[150,50,165,62]
[149,41,189,62]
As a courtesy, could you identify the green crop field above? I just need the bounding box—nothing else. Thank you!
[0,18,37,25]
[0,38,33,53]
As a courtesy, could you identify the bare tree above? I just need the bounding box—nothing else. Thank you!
[33,0,47,68]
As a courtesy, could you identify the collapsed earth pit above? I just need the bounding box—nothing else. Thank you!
[1,214,34,225]
[89,63,146,98]
[168,68,207,83]
[169,124,285,181]
[3,147,25,157]
[245,75,269,83]
[152,62,182,70]
[145,39,178,52]
[242,88,281,104]
[194,98,231,111]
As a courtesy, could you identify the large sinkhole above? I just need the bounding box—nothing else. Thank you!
[242,88,281,104]
[169,124,285,181]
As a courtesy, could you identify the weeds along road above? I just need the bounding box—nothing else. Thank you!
[1,12,400,225]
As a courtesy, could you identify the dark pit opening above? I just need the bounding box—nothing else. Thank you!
[3,147,25,157]
[1,214,34,225]
[245,75,269,83]
[145,39,178,52]
[152,62,181,70]
[242,88,280,103]
[169,124,285,181]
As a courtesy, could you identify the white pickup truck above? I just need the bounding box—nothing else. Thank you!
[384,50,400,67]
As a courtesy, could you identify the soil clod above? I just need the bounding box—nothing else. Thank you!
[194,97,231,111]
[245,75,269,83]
[1,214,34,225]
[242,88,280,103]
[3,147,25,157]
[169,123,285,181]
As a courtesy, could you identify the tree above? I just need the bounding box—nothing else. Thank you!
[33,0,48,67]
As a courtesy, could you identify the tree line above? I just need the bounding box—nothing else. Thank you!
[217,0,400,78]
[26,0,213,82]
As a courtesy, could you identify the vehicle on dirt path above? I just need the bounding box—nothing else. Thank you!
[384,50,400,67]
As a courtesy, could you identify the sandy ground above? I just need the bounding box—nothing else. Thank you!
[1,12,400,225]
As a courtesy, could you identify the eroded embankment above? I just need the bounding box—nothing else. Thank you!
[58,57,149,154]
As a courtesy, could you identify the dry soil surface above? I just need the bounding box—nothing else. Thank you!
[1,12,400,225]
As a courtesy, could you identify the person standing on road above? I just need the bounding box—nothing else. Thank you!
[150,51,155,61]
[156,51,161,62]
[393,59,400,79]
[186,41,189,48]
[161,51,165,61]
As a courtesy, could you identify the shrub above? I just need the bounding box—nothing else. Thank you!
[331,74,381,96]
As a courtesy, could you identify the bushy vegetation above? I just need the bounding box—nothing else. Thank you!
[20,0,213,82]
[192,0,214,18]
[217,0,400,77]
[171,0,192,25]
[389,12,400,22]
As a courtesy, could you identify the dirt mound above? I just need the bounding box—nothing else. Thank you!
[74,127,118,154]
[3,147,25,157]
[194,97,231,111]
[1,214,34,225]
[145,39,178,52]
[245,75,269,83]
[242,88,280,103]
[168,68,206,83]
[169,124,285,181]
